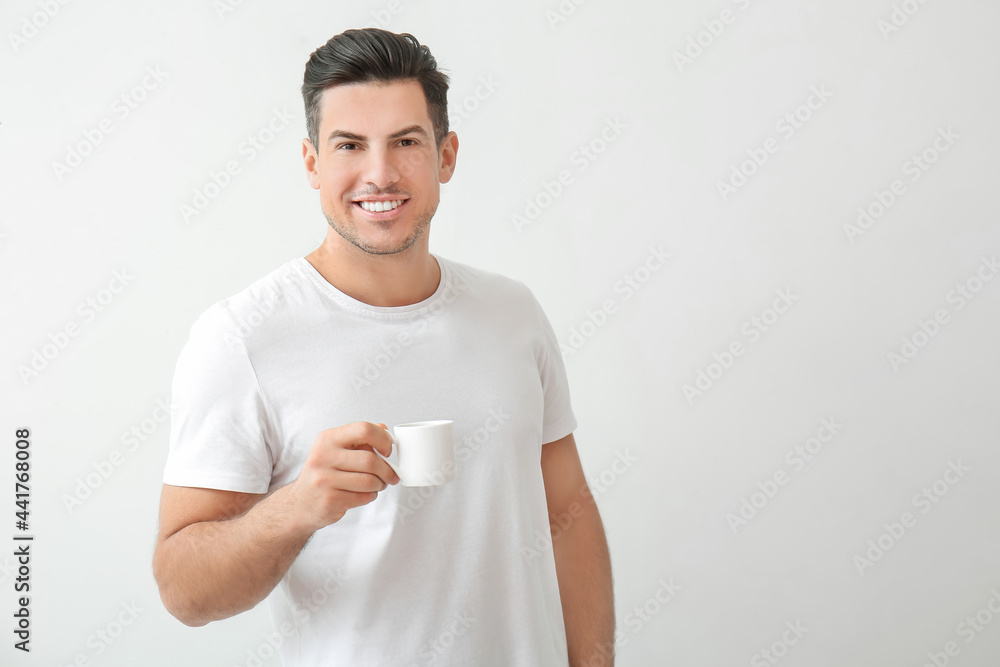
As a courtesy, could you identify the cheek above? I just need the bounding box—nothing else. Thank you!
[319,176,350,203]
[397,151,432,180]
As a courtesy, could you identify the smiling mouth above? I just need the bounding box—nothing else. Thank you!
[355,199,407,213]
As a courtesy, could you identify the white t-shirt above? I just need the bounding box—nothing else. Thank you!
[163,254,577,666]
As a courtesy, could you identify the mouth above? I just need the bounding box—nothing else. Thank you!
[353,198,409,215]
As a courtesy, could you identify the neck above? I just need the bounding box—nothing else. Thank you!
[305,232,440,307]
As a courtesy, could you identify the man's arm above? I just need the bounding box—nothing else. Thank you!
[541,433,615,667]
[152,422,399,627]
[153,484,307,626]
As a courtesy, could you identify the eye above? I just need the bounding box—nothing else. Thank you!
[337,143,358,151]
[399,138,418,147]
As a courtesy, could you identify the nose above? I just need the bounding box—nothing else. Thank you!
[360,146,401,189]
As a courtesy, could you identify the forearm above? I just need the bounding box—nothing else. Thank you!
[552,497,615,667]
[153,484,312,626]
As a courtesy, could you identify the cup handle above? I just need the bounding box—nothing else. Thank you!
[374,428,401,477]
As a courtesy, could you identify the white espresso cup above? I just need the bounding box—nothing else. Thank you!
[375,420,455,487]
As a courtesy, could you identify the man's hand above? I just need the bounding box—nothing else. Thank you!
[287,421,401,532]
[154,421,399,626]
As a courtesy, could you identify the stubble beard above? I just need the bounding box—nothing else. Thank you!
[323,202,436,256]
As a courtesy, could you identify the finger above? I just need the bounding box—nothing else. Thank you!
[332,469,390,494]
[329,488,381,509]
[334,448,399,486]
[338,422,394,457]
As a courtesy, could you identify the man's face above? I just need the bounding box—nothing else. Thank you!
[303,80,457,256]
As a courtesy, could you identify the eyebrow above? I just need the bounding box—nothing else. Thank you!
[326,125,429,144]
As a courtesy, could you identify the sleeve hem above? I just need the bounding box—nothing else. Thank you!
[162,472,270,495]
[542,415,578,446]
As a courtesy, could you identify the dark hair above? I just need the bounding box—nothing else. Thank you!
[302,29,450,150]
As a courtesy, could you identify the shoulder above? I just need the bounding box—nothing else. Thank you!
[438,255,539,309]
[437,256,557,348]
[186,258,313,346]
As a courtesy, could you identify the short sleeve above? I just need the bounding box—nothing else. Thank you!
[524,289,578,445]
[162,304,274,494]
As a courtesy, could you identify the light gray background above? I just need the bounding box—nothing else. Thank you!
[2,0,999,665]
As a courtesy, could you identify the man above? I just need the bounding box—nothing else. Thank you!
[153,28,614,666]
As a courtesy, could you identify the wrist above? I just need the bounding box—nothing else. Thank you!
[258,481,320,543]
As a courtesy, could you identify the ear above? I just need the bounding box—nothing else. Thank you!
[437,131,459,184]
[302,138,321,190]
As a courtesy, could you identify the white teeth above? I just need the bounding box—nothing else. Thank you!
[358,199,404,212]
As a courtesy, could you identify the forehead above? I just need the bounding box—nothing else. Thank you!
[318,80,431,135]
